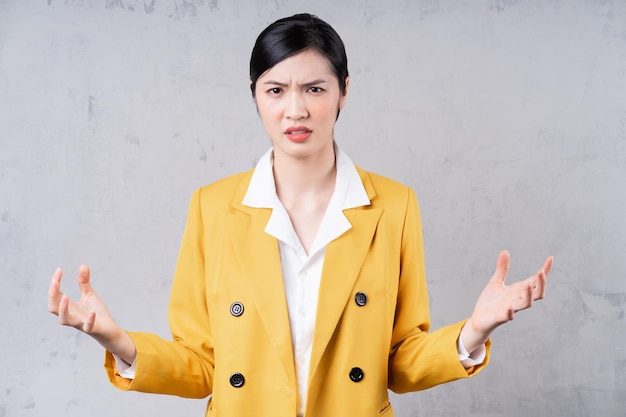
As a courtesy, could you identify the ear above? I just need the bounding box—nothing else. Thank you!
[249,79,256,102]
[339,76,350,110]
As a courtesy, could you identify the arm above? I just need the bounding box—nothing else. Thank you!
[388,188,553,391]
[389,188,487,392]
[47,265,137,365]
[48,188,215,398]
[105,188,215,397]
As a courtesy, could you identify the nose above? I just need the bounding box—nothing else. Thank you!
[285,91,308,120]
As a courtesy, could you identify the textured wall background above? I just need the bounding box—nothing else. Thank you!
[1,0,624,416]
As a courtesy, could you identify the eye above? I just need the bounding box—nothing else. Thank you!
[267,87,283,95]
[307,86,324,93]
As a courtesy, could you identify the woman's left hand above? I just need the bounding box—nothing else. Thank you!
[461,250,553,353]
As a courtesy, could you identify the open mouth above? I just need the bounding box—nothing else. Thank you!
[285,127,312,142]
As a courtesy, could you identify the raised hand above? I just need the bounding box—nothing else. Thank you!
[48,265,137,364]
[461,250,553,353]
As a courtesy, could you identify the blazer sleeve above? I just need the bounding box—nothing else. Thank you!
[104,188,215,398]
[387,188,490,393]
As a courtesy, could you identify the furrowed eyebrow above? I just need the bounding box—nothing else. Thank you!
[301,79,327,88]
[262,79,328,88]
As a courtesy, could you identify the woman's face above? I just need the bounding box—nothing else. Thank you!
[254,49,349,162]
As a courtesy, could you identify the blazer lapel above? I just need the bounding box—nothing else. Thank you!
[228,176,296,385]
[308,169,382,384]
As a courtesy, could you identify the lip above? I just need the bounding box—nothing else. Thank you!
[284,126,312,143]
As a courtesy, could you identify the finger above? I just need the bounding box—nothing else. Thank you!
[47,268,64,314]
[58,294,71,325]
[57,292,94,333]
[526,282,534,306]
[507,305,515,321]
[534,269,547,300]
[516,282,534,311]
[525,268,547,301]
[542,256,553,277]
[83,311,96,333]
[76,265,93,297]
[492,250,510,285]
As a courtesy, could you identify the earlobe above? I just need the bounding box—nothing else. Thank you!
[250,79,257,101]
[339,76,350,109]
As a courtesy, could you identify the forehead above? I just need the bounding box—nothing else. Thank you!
[258,49,336,82]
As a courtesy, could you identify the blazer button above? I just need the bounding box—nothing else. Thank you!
[349,367,364,382]
[230,301,244,317]
[229,372,245,388]
[355,291,368,306]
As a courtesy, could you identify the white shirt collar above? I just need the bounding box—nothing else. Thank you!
[242,145,370,210]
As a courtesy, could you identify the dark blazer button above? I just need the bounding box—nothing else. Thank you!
[349,367,364,382]
[229,372,245,388]
[355,291,368,306]
[230,302,244,317]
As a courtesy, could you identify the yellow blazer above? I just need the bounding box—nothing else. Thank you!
[105,167,490,416]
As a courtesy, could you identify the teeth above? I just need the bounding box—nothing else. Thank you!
[289,130,308,134]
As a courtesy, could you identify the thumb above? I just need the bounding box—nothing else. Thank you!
[492,250,510,285]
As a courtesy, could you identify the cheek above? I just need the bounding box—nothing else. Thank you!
[256,102,279,124]
[311,100,339,120]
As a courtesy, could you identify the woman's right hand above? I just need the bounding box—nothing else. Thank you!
[48,265,137,365]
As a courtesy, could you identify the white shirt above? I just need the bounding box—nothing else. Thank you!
[115,145,485,416]
[242,145,370,414]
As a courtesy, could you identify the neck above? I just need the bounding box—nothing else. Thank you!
[272,143,337,200]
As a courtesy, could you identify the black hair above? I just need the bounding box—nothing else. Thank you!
[249,13,349,98]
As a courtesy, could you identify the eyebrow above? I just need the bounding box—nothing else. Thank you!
[262,79,328,88]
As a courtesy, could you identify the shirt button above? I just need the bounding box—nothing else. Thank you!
[355,291,368,306]
[230,301,244,317]
[229,372,245,388]
[349,367,364,382]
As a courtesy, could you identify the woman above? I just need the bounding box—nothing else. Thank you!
[48,13,552,417]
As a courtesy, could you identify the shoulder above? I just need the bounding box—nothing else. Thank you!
[355,166,417,206]
[199,170,253,193]
[191,170,254,208]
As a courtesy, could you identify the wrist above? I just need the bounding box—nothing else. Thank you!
[461,319,490,354]
[111,330,137,365]
[95,327,137,365]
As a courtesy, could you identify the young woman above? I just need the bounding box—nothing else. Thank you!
[48,13,552,417]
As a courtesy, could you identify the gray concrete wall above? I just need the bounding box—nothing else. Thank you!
[1,0,624,416]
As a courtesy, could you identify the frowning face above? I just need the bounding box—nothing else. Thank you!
[254,49,349,162]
